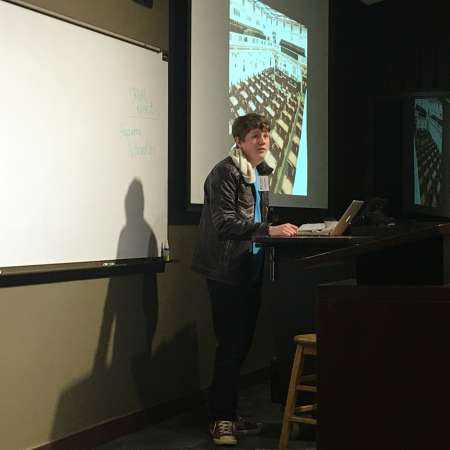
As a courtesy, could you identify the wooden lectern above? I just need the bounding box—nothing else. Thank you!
[255,223,450,450]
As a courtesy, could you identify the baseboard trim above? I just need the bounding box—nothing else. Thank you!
[32,366,269,450]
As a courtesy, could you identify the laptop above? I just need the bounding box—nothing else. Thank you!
[297,200,365,236]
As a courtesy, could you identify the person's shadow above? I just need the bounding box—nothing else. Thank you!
[49,179,200,446]
[114,178,157,261]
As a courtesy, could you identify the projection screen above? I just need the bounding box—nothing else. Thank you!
[190,0,329,208]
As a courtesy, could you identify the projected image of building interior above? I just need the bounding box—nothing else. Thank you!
[229,0,307,195]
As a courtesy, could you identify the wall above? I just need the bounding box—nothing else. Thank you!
[327,0,450,216]
[20,0,168,47]
[0,2,274,449]
[327,0,373,214]
[364,0,450,215]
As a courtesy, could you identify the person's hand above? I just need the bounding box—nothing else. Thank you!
[269,223,298,237]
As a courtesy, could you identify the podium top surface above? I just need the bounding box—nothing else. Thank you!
[255,222,450,245]
[254,222,450,269]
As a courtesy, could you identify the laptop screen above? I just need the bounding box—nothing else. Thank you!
[331,200,364,236]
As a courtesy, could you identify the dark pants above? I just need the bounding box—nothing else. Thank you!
[207,277,262,421]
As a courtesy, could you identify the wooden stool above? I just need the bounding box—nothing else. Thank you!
[279,333,317,450]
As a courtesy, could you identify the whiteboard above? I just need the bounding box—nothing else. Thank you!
[0,1,168,268]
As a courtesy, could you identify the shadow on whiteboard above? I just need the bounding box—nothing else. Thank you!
[116,178,158,259]
[47,180,198,446]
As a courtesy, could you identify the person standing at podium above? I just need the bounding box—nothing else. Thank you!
[192,113,298,445]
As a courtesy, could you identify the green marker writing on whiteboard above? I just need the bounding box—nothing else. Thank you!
[161,241,170,262]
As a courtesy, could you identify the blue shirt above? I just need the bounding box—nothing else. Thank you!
[252,171,261,255]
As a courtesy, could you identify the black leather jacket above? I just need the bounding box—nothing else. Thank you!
[192,156,273,285]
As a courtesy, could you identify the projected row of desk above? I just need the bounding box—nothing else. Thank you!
[229,69,303,194]
[415,128,442,207]
[228,67,305,194]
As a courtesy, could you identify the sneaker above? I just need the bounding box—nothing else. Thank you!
[210,420,237,445]
[233,416,263,435]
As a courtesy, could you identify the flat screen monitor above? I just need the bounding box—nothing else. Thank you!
[402,93,450,220]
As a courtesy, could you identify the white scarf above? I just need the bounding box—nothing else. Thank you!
[229,145,256,184]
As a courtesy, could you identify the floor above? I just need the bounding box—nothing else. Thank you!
[93,381,316,450]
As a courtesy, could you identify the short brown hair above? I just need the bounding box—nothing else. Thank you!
[231,113,271,141]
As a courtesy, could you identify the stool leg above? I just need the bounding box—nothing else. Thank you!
[279,343,305,450]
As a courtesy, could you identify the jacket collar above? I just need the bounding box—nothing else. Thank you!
[256,160,273,176]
